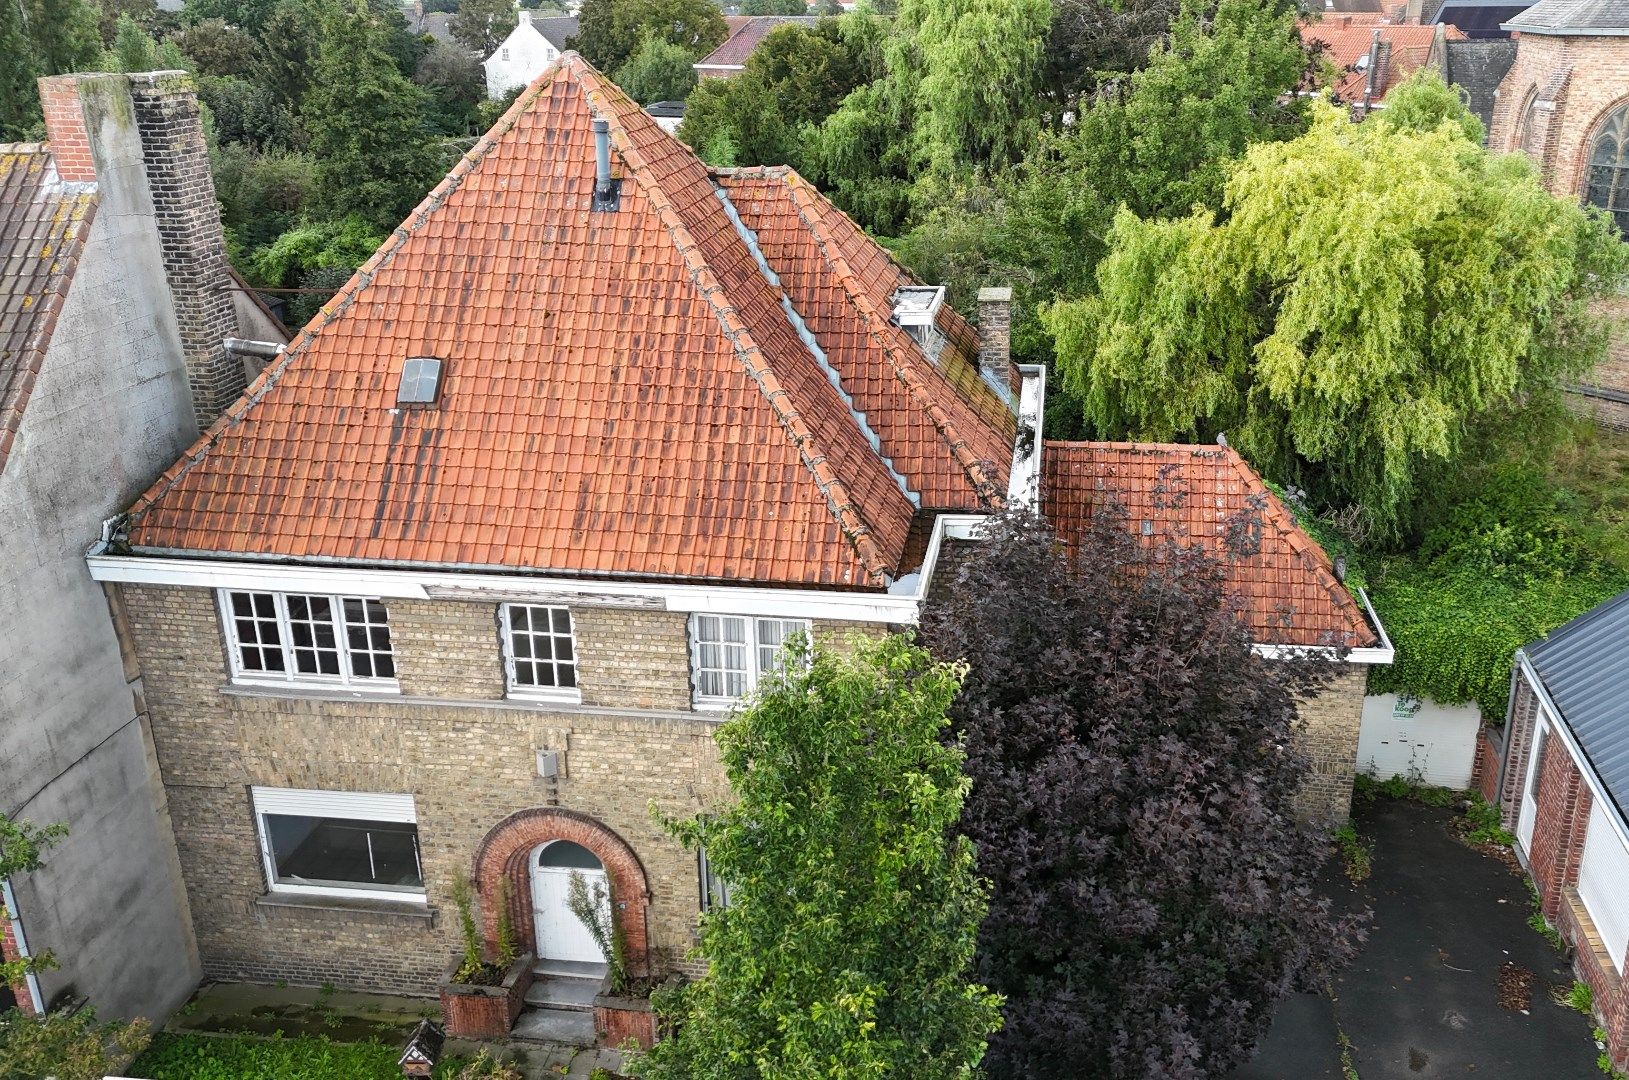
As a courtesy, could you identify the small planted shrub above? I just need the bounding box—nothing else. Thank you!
[566,871,629,994]
[450,876,504,985]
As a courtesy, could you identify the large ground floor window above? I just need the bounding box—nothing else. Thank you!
[251,787,424,902]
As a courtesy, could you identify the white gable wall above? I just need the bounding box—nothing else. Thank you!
[485,20,562,99]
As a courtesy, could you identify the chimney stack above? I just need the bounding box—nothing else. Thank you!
[977,286,1015,390]
[38,72,246,429]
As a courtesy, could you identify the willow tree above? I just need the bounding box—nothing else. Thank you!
[1046,73,1629,538]
[628,635,1001,1079]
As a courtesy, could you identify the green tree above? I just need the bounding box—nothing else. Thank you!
[1045,77,1629,537]
[612,32,696,103]
[254,0,319,110]
[301,0,437,230]
[741,0,808,12]
[416,39,487,135]
[907,0,1051,181]
[213,144,319,251]
[0,815,67,990]
[179,0,278,32]
[0,0,42,140]
[171,16,260,75]
[449,0,516,56]
[569,0,725,75]
[96,0,161,45]
[22,0,102,73]
[101,11,157,69]
[627,634,1002,1079]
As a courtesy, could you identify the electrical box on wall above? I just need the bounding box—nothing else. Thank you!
[536,749,560,779]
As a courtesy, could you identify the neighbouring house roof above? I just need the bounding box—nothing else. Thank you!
[524,16,579,51]
[1441,38,1518,131]
[694,16,820,71]
[1504,0,1629,31]
[0,145,98,474]
[1040,442,1380,649]
[1302,17,1465,102]
[121,54,1012,589]
[1425,0,1532,36]
[1524,588,1629,824]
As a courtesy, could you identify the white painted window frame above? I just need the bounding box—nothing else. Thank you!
[689,614,810,710]
[218,589,400,692]
[698,846,732,912]
[500,603,582,704]
[250,787,425,903]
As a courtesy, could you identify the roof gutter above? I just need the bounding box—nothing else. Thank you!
[1250,587,1395,665]
[1516,647,1629,850]
[2,878,42,1014]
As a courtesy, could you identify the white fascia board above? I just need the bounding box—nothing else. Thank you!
[1516,649,1629,852]
[86,550,925,623]
[1006,363,1046,510]
[693,63,744,72]
[1247,586,1394,665]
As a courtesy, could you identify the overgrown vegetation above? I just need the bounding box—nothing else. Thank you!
[1463,795,1516,848]
[449,875,504,985]
[0,1007,151,1080]
[1526,882,1566,953]
[127,1032,471,1079]
[1555,980,1595,1016]
[629,634,1001,1078]
[920,511,1360,1079]
[1332,824,1372,884]
[565,872,629,995]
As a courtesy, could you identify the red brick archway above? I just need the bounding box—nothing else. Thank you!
[472,808,651,976]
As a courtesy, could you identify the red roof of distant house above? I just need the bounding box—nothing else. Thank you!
[1041,442,1378,648]
[695,16,820,71]
[1300,16,1462,103]
[123,54,1012,589]
[0,145,98,474]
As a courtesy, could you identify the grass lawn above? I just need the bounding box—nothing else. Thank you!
[126,1031,473,1079]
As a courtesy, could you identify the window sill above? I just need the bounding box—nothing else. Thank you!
[223,680,402,701]
[255,891,436,922]
[505,688,583,706]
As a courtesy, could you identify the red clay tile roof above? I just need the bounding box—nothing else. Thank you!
[1301,17,1462,103]
[695,16,820,70]
[123,55,1009,588]
[1042,441,1378,648]
[0,145,97,474]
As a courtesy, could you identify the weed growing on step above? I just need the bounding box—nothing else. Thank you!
[1554,980,1595,1016]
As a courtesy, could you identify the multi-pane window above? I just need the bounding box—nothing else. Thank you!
[502,604,579,698]
[698,847,732,912]
[252,787,423,902]
[1587,104,1629,234]
[690,615,810,704]
[221,591,396,687]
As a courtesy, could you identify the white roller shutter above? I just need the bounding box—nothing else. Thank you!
[251,786,416,823]
[1578,798,1629,973]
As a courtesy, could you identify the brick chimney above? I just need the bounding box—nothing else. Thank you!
[977,286,1015,390]
[38,72,246,429]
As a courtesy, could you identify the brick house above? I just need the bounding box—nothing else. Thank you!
[1497,588,1629,1071]
[692,16,819,80]
[1,71,282,1023]
[83,55,1388,1024]
[1488,0,1629,425]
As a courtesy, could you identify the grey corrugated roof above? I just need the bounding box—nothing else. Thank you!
[1504,0,1629,33]
[1443,38,1518,135]
[1526,588,1629,825]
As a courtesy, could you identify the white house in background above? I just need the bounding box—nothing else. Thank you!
[1498,588,1629,1072]
[484,12,580,99]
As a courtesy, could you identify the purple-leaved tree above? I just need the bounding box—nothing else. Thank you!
[920,507,1362,1079]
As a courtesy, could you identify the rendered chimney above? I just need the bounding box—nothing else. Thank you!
[39,72,246,429]
[977,286,1015,389]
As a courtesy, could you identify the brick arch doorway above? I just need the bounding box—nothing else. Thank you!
[473,808,651,976]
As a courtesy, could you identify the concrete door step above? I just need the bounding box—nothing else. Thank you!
[511,1005,596,1046]
[525,974,600,1010]
[532,958,607,980]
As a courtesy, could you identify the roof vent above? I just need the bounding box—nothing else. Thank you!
[591,118,621,213]
[396,356,444,405]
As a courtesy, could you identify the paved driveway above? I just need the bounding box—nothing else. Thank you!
[1230,799,1601,1079]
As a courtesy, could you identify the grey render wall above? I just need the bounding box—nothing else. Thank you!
[0,88,201,1021]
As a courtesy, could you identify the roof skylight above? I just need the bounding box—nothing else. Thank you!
[397,357,444,405]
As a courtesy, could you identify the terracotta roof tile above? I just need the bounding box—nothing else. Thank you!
[125,56,1009,588]
[1301,17,1463,102]
[1042,441,1378,648]
[0,145,97,474]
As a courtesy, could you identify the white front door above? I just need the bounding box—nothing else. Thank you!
[531,864,610,964]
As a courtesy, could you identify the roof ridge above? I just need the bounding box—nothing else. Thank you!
[779,172,1005,509]
[568,59,893,584]
[126,58,569,528]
